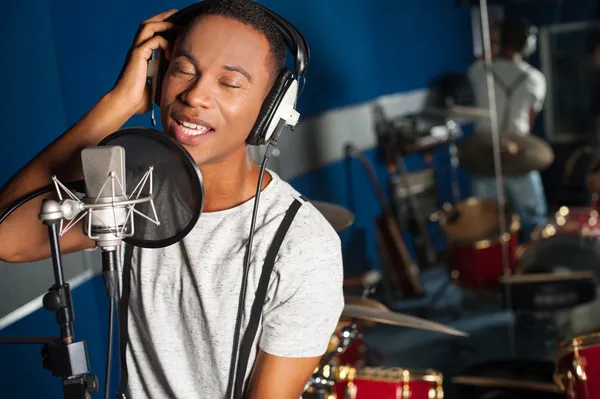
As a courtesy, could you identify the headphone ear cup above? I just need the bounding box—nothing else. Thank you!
[152,49,170,106]
[246,68,294,146]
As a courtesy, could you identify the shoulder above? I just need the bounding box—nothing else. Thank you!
[267,171,341,248]
[521,62,546,86]
[265,172,343,278]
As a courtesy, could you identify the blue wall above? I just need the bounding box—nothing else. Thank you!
[1,1,474,397]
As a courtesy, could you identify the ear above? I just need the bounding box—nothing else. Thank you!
[165,45,173,61]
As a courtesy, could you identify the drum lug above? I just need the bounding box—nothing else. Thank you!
[572,346,588,381]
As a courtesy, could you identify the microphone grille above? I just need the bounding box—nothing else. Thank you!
[81,146,126,199]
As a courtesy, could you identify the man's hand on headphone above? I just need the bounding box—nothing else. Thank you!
[112,9,178,116]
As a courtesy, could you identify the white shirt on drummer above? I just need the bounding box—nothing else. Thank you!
[120,169,345,398]
[468,58,547,135]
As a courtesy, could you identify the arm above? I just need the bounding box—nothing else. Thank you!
[528,71,547,132]
[0,9,177,263]
[247,231,345,399]
[247,350,320,399]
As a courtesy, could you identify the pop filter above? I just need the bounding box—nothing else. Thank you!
[97,127,203,248]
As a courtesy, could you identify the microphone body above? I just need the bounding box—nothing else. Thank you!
[81,146,128,250]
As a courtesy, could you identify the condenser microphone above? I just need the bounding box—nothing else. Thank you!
[81,145,129,249]
[80,145,131,300]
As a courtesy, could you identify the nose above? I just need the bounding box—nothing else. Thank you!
[179,76,214,109]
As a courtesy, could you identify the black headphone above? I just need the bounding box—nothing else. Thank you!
[147,0,310,146]
[500,17,538,57]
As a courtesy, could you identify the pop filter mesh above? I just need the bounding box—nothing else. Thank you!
[98,127,203,248]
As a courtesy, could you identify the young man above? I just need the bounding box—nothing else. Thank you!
[0,2,344,398]
[467,17,548,240]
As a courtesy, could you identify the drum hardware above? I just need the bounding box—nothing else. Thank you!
[457,132,555,177]
[310,200,355,233]
[554,332,600,399]
[305,323,361,399]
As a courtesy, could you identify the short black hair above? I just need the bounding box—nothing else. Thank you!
[500,17,532,51]
[180,0,287,83]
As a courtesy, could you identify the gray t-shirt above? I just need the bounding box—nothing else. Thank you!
[120,170,345,398]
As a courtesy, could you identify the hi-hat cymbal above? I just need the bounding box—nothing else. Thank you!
[341,304,468,337]
[457,133,554,177]
[310,201,355,232]
[452,376,562,393]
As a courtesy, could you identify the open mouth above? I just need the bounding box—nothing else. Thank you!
[174,119,214,136]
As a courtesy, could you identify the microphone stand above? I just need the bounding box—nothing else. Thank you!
[0,198,99,399]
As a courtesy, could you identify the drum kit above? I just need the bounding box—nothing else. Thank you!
[308,104,600,398]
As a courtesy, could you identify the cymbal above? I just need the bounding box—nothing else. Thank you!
[424,105,491,119]
[457,133,554,177]
[343,271,381,288]
[452,376,562,393]
[344,295,389,311]
[310,201,355,232]
[341,304,468,337]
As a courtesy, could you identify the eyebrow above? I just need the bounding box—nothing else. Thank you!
[174,50,253,83]
[222,65,253,83]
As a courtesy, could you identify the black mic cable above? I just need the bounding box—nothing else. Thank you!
[0,180,84,225]
[226,120,287,399]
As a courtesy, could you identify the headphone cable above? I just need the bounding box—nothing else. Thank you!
[227,120,287,399]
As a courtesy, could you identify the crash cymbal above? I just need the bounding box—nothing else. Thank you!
[310,201,354,232]
[452,376,562,393]
[341,304,468,337]
[457,132,554,177]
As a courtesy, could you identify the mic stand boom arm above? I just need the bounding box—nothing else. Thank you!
[37,198,99,399]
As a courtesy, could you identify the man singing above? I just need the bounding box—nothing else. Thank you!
[0,1,344,398]
[467,17,548,239]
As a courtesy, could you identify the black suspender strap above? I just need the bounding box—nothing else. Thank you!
[491,68,529,133]
[233,198,304,399]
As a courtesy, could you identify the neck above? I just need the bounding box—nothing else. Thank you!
[199,147,272,212]
[498,50,522,61]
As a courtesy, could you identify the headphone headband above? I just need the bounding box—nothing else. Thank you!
[165,0,310,79]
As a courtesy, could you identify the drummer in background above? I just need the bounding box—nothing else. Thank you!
[467,16,548,240]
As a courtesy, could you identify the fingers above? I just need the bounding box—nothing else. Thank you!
[131,35,169,62]
[134,21,175,47]
[143,9,178,24]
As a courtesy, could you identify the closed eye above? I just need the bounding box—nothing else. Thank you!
[220,82,241,89]
[174,66,195,76]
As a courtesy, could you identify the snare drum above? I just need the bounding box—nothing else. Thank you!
[334,366,443,399]
[437,198,520,289]
[554,332,600,399]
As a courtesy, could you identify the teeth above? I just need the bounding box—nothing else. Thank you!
[178,121,211,136]
[182,121,198,129]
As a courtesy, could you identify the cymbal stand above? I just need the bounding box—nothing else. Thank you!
[0,199,99,399]
[448,141,461,204]
[304,323,360,398]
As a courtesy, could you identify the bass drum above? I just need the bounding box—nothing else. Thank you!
[517,207,600,339]
[452,359,563,399]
